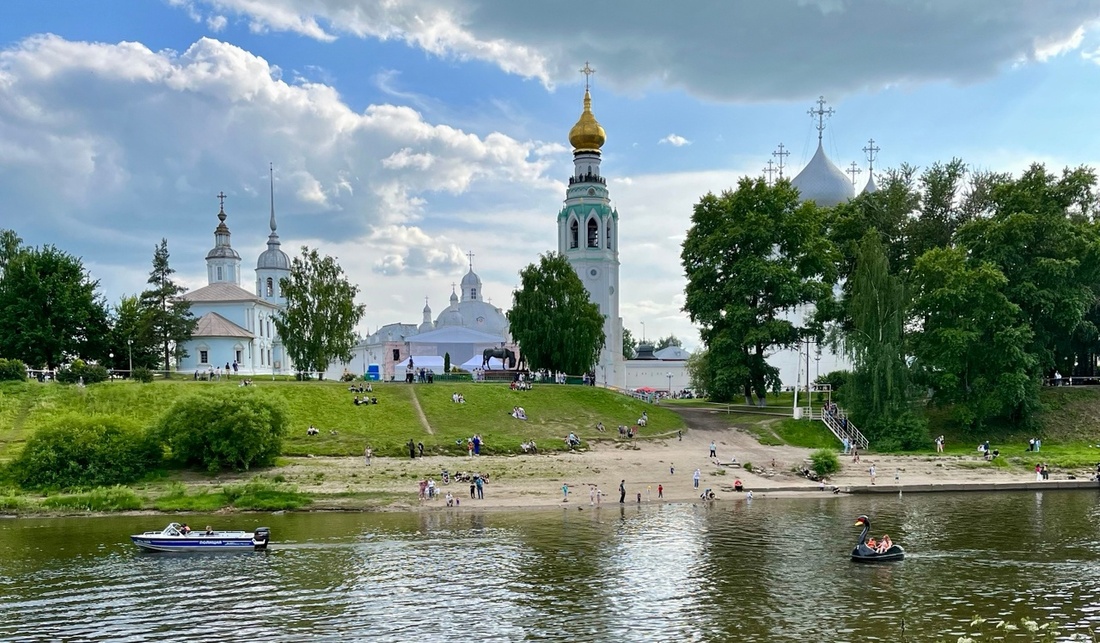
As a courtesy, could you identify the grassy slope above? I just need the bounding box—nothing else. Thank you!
[0,379,684,462]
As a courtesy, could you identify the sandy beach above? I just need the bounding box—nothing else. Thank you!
[258,411,1098,511]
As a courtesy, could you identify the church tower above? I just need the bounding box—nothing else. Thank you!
[557,63,623,387]
[206,192,242,285]
[255,165,291,306]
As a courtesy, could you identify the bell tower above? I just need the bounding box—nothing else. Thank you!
[556,62,622,387]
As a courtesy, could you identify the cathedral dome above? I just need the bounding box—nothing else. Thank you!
[257,241,290,269]
[437,306,464,327]
[460,269,480,290]
[791,142,853,207]
[568,89,606,151]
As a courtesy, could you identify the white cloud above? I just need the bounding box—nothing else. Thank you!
[659,134,691,147]
[207,14,228,32]
[182,0,1100,100]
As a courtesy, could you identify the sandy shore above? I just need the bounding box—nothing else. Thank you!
[266,417,1097,511]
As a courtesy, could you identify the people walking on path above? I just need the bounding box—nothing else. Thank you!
[619,480,626,503]
[693,468,701,489]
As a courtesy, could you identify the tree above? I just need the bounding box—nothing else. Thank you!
[910,247,1038,430]
[654,334,683,351]
[681,177,836,404]
[622,327,638,359]
[0,228,23,278]
[275,246,365,378]
[0,245,110,369]
[841,232,924,448]
[110,295,160,371]
[508,252,605,374]
[156,388,288,472]
[139,239,196,370]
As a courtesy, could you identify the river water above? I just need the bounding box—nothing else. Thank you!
[1,490,1098,642]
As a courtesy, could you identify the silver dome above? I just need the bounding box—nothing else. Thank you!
[791,143,853,207]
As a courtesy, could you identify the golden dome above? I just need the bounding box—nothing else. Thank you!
[568,89,606,151]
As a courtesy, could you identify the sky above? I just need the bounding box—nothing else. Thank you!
[3,0,1100,353]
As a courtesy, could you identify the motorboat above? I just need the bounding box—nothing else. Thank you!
[131,522,270,552]
[850,515,904,562]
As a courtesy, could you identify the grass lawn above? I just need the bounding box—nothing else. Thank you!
[772,418,843,449]
[0,378,685,462]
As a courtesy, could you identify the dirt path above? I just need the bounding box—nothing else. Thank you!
[408,388,434,434]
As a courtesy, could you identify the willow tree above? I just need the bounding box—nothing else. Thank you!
[508,252,604,374]
[275,247,365,379]
[843,232,924,447]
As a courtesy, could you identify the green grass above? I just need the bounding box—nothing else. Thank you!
[40,486,143,512]
[773,419,842,449]
[0,379,685,461]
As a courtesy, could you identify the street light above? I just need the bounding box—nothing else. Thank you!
[109,353,114,380]
[641,321,646,343]
[667,371,672,394]
[127,338,133,374]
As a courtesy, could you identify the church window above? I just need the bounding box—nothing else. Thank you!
[216,266,223,281]
[569,219,579,249]
[470,288,477,300]
[587,218,599,248]
[393,349,401,361]
[268,349,272,366]
[267,320,272,337]
[235,349,243,363]
[266,278,273,297]
[607,223,613,249]
[258,316,264,337]
[261,350,265,366]
[199,350,209,364]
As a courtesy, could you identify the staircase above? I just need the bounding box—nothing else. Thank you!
[801,407,869,450]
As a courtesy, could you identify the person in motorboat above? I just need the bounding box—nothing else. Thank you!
[180,524,192,535]
[204,525,214,536]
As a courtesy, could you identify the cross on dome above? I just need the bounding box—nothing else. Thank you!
[863,138,881,173]
[216,191,228,218]
[763,159,777,185]
[466,251,475,270]
[772,143,790,179]
[808,96,835,143]
[846,162,862,187]
[580,61,595,90]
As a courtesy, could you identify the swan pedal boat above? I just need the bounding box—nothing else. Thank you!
[850,515,905,563]
[131,522,270,552]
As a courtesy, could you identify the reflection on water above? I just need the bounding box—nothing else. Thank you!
[1,491,1099,641]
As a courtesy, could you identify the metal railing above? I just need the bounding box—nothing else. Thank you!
[804,407,869,450]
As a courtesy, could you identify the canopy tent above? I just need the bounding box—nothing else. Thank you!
[460,354,507,370]
[404,355,446,370]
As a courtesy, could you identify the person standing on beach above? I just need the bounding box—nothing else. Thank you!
[869,464,876,485]
[476,475,484,499]
[658,484,663,499]
[678,429,683,441]
[693,468,701,489]
[364,446,372,466]
[852,445,860,463]
[589,485,596,505]
[562,483,569,502]
[619,480,626,503]
[709,441,717,458]
[473,434,482,456]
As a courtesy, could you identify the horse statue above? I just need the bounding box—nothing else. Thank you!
[482,347,517,370]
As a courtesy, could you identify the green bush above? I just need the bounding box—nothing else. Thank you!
[132,367,154,383]
[223,479,310,511]
[156,388,289,473]
[810,449,840,478]
[9,414,162,490]
[743,462,753,472]
[56,360,109,385]
[0,358,27,381]
[41,486,142,511]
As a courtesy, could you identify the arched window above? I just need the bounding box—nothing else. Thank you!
[265,277,273,297]
[216,266,223,281]
[606,222,613,249]
[569,219,579,249]
[587,218,599,248]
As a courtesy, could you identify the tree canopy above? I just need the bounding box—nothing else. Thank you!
[274,246,365,378]
[138,239,196,370]
[681,177,836,404]
[508,252,604,374]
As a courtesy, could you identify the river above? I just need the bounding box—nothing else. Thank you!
[1,490,1098,642]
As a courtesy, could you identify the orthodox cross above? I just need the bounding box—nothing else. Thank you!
[808,96,834,143]
[451,282,457,292]
[579,61,595,90]
[217,191,227,211]
[763,159,777,185]
[862,138,881,174]
[772,143,790,179]
[424,296,429,307]
[846,162,862,187]
[466,251,475,270]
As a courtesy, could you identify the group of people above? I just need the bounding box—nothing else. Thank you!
[565,432,581,449]
[978,441,1000,461]
[509,379,532,391]
[934,435,945,453]
[405,362,435,384]
[237,378,254,387]
[865,534,894,554]
[451,391,467,403]
[466,434,485,456]
[347,382,373,393]
[1035,463,1051,481]
[1027,437,1043,452]
[510,406,527,420]
[353,395,378,405]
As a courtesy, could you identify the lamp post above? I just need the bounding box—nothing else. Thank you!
[127,338,133,374]
[109,353,114,380]
[667,371,672,394]
[641,321,646,343]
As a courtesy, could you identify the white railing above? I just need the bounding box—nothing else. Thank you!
[803,407,869,450]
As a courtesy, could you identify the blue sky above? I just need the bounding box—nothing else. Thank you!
[3,0,1100,350]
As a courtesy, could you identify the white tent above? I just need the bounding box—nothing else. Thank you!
[406,355,446,370]
[460,354,506,370]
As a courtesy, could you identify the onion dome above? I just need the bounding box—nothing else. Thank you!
[206,205,241,260]
[568,89,606,151]
[437,307,464,327]
[791,142,853,207]
[862,173,879,195]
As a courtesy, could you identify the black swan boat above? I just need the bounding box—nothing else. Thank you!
[850,515,904,562]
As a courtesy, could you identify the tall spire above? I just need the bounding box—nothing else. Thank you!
[808,96,835,144]
[772,144,790,179]
[269,162,277,233]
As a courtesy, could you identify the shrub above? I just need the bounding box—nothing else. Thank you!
[743,462,753,472]
[132,367,154,383]
[0,358,27,381]
[810,449,840,478]
[41,486,142,511]
[56,360,109,385]
[223,478,310,511]
[9,414,161,490]
[156,388,288,473]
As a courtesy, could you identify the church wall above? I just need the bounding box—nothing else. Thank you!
[623,361,691,393]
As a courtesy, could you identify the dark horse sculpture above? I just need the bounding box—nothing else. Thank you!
[482,347,517,369]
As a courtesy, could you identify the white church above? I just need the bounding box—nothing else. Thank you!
[178,178,292,376]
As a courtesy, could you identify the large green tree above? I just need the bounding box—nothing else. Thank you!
[139,239,196,370]
[0,229,23,278]
[110,295,161,371]
[910,247,1038,430]
[681,177,836,404]
[508,252,604,374]
[275,246,365,378]
[0,245,110,369]
[622,326,637,360]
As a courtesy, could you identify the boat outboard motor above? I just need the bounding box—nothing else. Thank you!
[252,527,271,551]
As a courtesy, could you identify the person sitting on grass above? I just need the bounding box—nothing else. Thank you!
[307,425,319,436]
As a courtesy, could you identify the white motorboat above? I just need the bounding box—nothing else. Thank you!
[130,522,270,552]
